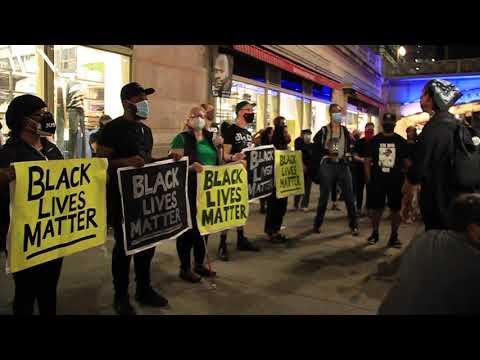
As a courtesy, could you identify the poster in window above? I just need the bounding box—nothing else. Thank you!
[212,54,233,97]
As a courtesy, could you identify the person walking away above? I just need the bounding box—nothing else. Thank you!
[294,129,313,211]
[379,193,480,314]
[364,113,409,248]
[264,117,291,243]
[353,123,375,216]
[311,104,358,235]
[170,107,222,282]
[402,79,467,231]
[219,100,261,260]
[96,82,168,315]
[0,95,63,315]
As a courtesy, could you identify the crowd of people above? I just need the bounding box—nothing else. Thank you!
[1,78,480,315]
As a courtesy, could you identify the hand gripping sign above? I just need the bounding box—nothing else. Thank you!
[274,150,305,199]
[7,158,108,273]
[117,157,192,256]
[196,162,249,235]
[242,145,275,202]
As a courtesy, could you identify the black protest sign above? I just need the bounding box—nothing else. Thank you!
[117,157,191,255]
[242,145,275,201]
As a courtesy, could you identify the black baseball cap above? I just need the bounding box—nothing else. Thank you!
[235,100,256,114]
[120,82,155,101]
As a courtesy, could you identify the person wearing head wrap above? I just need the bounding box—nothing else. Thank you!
[402,79,463,230]
[0,94,64,316]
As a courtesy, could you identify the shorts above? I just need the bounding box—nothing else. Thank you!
[366,175,404,211]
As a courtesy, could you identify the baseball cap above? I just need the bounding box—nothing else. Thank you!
[5,94,47,131]
[235,100,256,114]
[120,82,155,101]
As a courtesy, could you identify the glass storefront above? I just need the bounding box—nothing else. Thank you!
[280,92,303,140]
[0,45,44,137]
[311,100,328,134]
[0,45,131,157]
[53,45,130,158]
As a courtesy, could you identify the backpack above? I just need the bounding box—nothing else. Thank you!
[450,122,480,190]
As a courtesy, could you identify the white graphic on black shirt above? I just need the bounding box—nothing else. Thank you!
[378,143,396,173]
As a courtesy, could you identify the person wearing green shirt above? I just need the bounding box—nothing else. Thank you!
[170,107,223,283]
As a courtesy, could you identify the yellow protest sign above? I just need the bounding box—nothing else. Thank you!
[7,158,108,273]
[196,163,249,235]
[275,150,305,199]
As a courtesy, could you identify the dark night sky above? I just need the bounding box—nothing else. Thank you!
[405,45,480,60]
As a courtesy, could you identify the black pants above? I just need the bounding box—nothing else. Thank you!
[352,165,366,211]
[294,175,313,209]
[264,191,288,235]
[112,221,155,298]
[176,226,207,271]
[12,258,63,316]
[314,161,357,229]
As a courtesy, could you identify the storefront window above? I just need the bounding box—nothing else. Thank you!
[357,112,369,132]
[0,45,44,137]
[312,100,328,134]
[215,80,265,133]
[265,89,279,128]
[53,45,130,158]
[346,110,358,132]
[280,92,303,140]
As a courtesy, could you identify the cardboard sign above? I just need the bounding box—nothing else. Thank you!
[242,145,275,201]
[275,150,305,199]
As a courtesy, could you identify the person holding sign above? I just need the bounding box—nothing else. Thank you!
[264,117,292,243]
[311,104,359,235]
[0,95,64,315]
[221,100,261,259]
[96,82,168,315]
[170,107,223,283]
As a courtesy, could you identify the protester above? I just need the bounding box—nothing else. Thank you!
[364,113,409,248]
[353,123,375,216]
[264,116,291,243]
[200,103,215,128]
[219,100,260,259]
[170,107,222,282]
[311,103,358,235]
[294,129,313,211]
[0,94,63,315]
[89,114,112,155]
[405,125,418,158]
[401,79,464,230]
[96,82,168,315]
[379,193,480,314]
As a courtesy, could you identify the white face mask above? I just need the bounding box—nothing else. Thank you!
[192,116,205,130]
[129,100,149,119]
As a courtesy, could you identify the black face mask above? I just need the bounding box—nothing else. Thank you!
[243,113,255,123]
[31,112,56,137]
[383,122,396,133]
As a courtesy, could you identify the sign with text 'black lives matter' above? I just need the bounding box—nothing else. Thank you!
[117,158,191,256]
[242,145,275,202]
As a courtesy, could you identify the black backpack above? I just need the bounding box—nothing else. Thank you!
[450,122,480,190]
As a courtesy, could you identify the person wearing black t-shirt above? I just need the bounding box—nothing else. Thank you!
[219,100,260,260]
[96,82,168,315]
[365,113,409,248]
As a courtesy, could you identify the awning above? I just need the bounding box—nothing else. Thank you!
[233,45,342,90]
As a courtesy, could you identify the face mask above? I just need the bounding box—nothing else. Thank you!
[243,113,255,123]
[30,112,56,137]
[129,100,149,119]
[332,112,343,123]
[383,122,396,133]
[206,110,214,121]
[192,117,205,130]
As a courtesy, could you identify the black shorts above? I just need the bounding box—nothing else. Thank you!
[366,174,404,210]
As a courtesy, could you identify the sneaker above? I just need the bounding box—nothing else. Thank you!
[269,234,287,244]
[113,296,136,316]
[179,269,202,283]
[387,236,402,249]
[237,238,260,252]
[194,265,216,278]
[367,232,379,245]
[135,287,169,308]
[351,227,359,236]
[217,242,229,261]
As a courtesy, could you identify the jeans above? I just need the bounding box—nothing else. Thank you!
[314,161,358,229]
[352,164,366,211]
[294,175,313,209]
[264,191,288,235]
[12,258,63,316]
[112,221,155,298]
